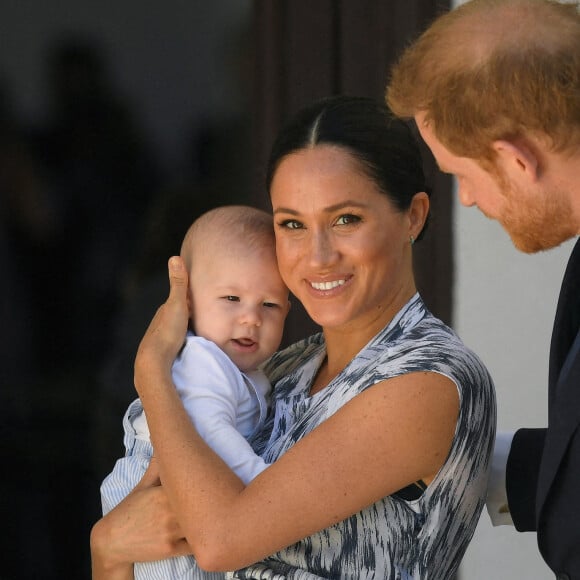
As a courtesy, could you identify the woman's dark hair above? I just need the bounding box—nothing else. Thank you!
[266,95,431,241]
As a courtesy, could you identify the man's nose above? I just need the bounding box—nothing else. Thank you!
[457,181,476,207]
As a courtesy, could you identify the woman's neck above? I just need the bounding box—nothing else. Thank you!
[310,287,417,395]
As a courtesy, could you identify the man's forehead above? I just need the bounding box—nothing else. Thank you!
[413,115,450,170]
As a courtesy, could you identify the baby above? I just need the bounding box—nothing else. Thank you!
[100,205,290,579]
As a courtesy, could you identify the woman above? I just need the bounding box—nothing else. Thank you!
[91,96,496,579]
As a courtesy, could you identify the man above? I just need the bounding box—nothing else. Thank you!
[386,0,580,578]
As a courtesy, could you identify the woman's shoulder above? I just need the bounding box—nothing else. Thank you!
[369,295,494,388]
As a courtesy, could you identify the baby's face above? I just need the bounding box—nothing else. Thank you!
[190,245,289,372]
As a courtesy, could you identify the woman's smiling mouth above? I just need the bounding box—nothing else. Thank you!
[309,278,348,291]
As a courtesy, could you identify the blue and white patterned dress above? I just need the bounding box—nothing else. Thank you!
[229,293,496,579]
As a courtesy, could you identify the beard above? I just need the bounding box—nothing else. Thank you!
[498,181,577,253]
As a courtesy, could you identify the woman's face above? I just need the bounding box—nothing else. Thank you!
[270,144,419,334]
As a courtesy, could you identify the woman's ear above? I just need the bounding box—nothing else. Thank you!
[492,139,540,183]
[408,191,430,240]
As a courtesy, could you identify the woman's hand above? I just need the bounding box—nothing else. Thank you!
[90,458,191,579]
[134,257,190,397]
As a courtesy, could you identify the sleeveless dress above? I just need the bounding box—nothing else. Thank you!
[229,293,496,580]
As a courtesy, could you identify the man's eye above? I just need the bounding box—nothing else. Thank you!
[336,214,360,226]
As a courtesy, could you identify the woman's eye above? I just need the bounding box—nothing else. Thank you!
[279,219,302,230]
[336,214,361,226]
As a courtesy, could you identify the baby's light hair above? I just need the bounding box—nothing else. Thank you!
[180,205,275,271]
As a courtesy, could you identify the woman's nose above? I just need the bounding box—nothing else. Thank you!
[309,230,337,267]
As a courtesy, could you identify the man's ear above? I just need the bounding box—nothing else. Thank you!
[492,139,540,183]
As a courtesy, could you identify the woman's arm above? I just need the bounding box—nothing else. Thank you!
[133,257,460,572]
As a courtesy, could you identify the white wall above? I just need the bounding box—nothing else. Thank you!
[453,194,576,579]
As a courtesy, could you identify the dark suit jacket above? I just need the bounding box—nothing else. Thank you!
[507,237,580,580]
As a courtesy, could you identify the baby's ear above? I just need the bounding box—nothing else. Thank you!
[186,286,194,321]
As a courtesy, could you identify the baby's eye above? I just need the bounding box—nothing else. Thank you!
[263,301,280,308]
[278,219,303,230]
[336,214,361,226]
[224,295,240,302]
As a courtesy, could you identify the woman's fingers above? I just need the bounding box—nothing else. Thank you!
[167,256,189,310]
[132,463,193,558]
[135,456,162,490]
[135,256,190,381]
[92,483,190,566]
[155,256,190,344]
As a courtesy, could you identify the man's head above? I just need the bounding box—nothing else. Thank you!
[417,113,577,252]
[181,205,290,372]
[387,0,580,252]
[387,0,580,160]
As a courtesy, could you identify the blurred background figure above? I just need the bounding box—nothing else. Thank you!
[29,35,161,370]
[0,77,60,580]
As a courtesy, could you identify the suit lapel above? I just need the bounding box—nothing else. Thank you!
[548,239,580,402]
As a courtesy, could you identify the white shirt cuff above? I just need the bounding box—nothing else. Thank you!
[486,430,515,526]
